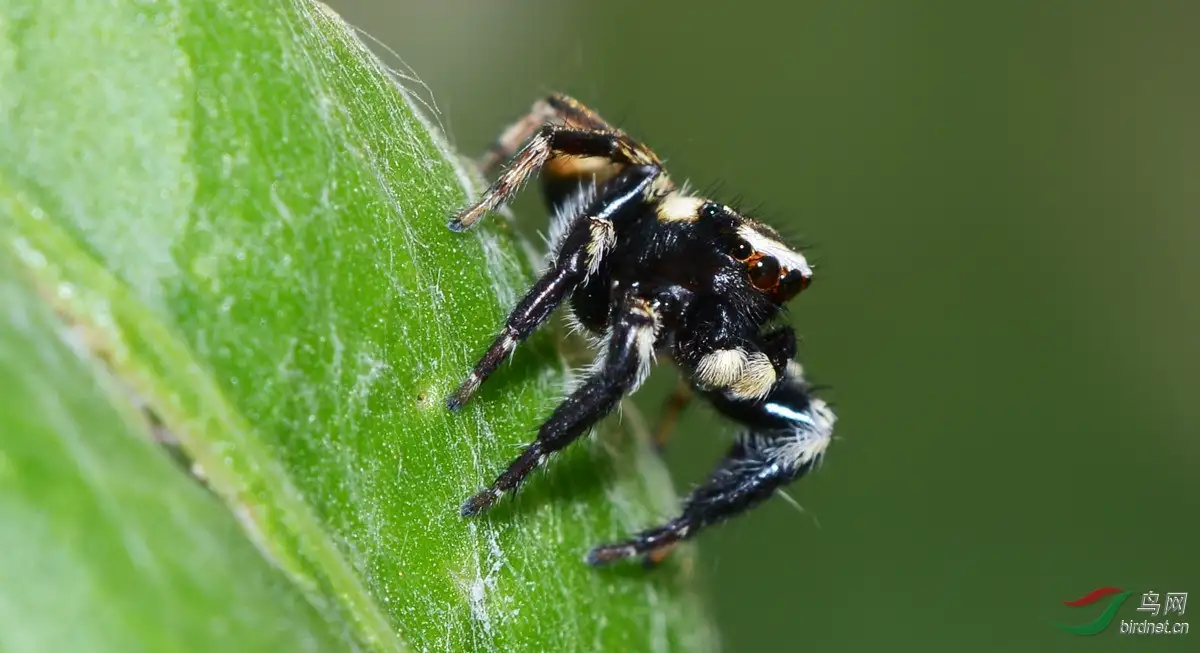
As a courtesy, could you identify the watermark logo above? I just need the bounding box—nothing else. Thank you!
[1058,587,1133,635]
[1058,587,1188,636]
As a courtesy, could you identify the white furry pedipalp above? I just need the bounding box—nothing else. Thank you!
[694,348,777,401]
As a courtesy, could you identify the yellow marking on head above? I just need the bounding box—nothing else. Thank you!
[656,193,704,223]
[645,173,676,200]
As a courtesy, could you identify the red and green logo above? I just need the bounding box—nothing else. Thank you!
[1058,587,1134,635]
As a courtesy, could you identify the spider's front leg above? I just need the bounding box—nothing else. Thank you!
[446,164,661,410]
[587,317,825,566]
[587,367,836,566]
[461,293,667,516]
[448,124,659,232]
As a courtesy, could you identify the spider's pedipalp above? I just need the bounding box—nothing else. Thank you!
[694,347,777,401]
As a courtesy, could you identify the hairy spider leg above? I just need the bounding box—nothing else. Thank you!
[446,164,662,411]
[474,94,654,219]
[449,125,660,231]
[479,93,617,173]
[587,372,835,565]
[461,295,664,516]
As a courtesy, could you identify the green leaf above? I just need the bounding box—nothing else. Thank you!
[0,252,360,653]
[0,0,717,651]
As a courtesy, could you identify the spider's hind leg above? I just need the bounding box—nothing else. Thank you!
[478,94,617,173]
[449,125,660,231]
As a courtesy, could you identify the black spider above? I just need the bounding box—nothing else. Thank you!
[446,94,836,566]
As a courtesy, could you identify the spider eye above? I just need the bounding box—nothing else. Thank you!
[777,267,812,301]
[748,256,781,291]
[731,239,754,261]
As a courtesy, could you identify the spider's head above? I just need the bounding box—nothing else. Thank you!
[704,203,812,305]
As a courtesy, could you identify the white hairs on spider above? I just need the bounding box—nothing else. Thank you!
[736,224,813,277]
[546,182,599,260]
[741,397,836,472]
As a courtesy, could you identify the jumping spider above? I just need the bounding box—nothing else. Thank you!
[446,94,836,566]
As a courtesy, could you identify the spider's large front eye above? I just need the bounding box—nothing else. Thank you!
[730,239,754,261]
[777,267,812,301]
[748,256,781,291]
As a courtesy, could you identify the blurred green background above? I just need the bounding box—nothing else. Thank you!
[327,0,1197,649]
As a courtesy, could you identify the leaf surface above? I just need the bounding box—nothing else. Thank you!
[0,0,717,650]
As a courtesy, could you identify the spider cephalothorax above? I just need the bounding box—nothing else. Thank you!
[446,94,836,565]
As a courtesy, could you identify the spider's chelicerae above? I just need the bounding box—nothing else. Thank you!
[446,94,837,566]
